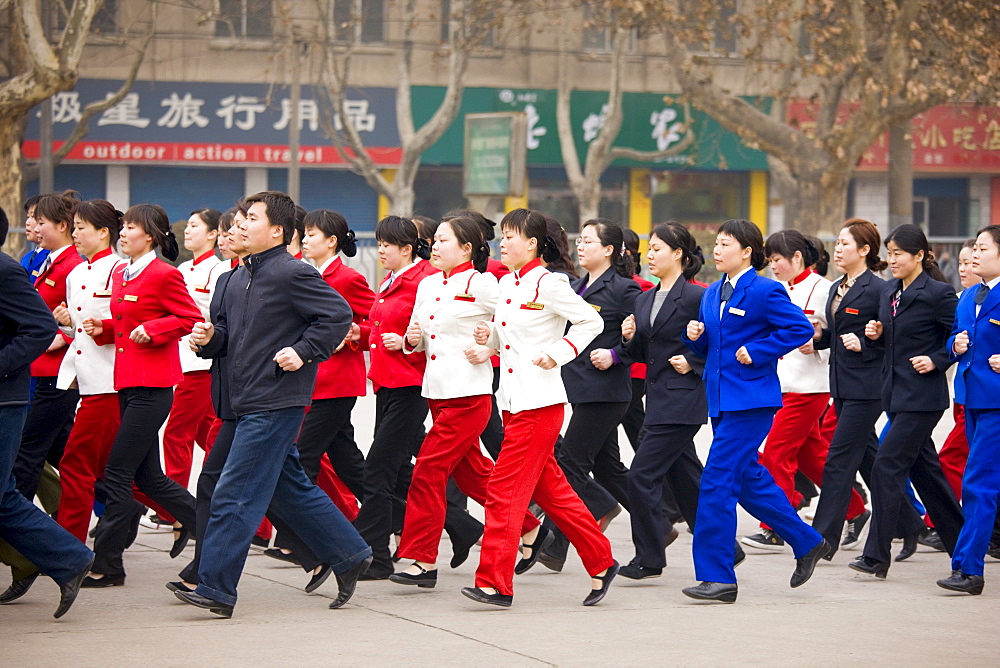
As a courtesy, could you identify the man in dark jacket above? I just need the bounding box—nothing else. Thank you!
[177,191,371,618]
[0,205,94,618]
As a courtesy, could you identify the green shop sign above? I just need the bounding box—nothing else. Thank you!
[415,86,769,171]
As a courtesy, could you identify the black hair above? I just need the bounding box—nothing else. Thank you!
[500,209,561,264]
[719,218,767,271]
[293,205,307,243]
[543,214,577,277]
[651,221,704,281]
[440,216,489,273]
[977,225,1000,252]
[885,223,947,283]
[125,203,179,261]
[34,190,81,232]
[218,208,236,234]
[622,227,642,274]
[764,229,820,273]
[412,214,440,244]
[190,208,222,233]
[962,238,977,250]
[376,215,430,260]
[244,191,297,245]
[444,209,496,241]
[303,209,358,257]
[23,194,42,215]
[0,204,8,244]
[581,218,634,279]
[73,199,123,246]
[804,235,829,276]
[841,218,887,272]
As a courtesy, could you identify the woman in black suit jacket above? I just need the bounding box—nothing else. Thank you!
[850,224,963,578]
[811,219,926,561]
[619,222,708,579]
[522,219,640,573]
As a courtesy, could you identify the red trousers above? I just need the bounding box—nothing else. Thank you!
[159,370,219,523]
[57,393,121,542]
[759,392,866,529]
[938,403,968,501]
[476,404,615,596]
[400,395,539,564]
[318,454,360,522]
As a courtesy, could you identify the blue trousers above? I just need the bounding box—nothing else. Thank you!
[196,407,372,607]
[0,405,93,585]
[693,408,822,584]
[952,409,1000,577]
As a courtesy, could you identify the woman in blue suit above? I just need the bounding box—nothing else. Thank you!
[937,225,1000,595]
[620,222,707,579]
[683,219,828,603]
[850,224,963,579]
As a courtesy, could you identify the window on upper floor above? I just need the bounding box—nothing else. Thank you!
[439,0,497,48]
[581,6,637,53]
[332,0,386,44]
[215,0,272,40]
[52,0,120,36]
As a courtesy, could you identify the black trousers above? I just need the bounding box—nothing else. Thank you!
[863,410,964,564]
[13,376,78,500]
[627,423,703,568]
[93,387,197,577]
[621,378,646,451]
[813,399,926,555]
[542,401,631,562]
[353,386,427,576]
[180,419,321,583]
[294,397,365,499]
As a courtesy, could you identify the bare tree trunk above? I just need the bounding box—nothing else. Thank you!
[888,120,913,229]
[388,182,415,218]
[0,119,26,256]
[786,173,849,236]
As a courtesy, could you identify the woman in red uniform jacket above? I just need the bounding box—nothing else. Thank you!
[11,191,83,500]
[81,204,202,587]
[296,209,373,499]
[353,215,437,579]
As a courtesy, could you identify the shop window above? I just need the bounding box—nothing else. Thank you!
[216,0,271,39]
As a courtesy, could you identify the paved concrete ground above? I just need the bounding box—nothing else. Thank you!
[3,395,999,665]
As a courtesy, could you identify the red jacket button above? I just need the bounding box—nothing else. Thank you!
[505,345,510,349]
[506,299,511,304]
[77,350,82,355]
[508,368,513,373]
[430,355,436,360]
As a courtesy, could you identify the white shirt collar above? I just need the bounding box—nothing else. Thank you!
[986,276,1000,291]
[47,245,72,261]
[317,256,339,275]
[726,266,754,289]
[125,250,157,279]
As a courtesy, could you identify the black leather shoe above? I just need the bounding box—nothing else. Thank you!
[918,528,946,552]
[583,560,619,606]
[514,525,554,575]
[937,569,984,595]
[791,539,831,588]
[619,562,662,580]
[682,581,738,603]
[305,564,332,593]
[538,550,565,573]
[81,573,126,588]
[169,526,190,559]
[389,564,438,588]
[329,555,373,609]
[450,526,483,569]
[896,533,918,561]
[165,581,193,593]
[849,555,890,579]
[0,571,39,604]
[664,526,680,547]
[734,544,746,568]
[263,548,301,565]
[174,589,234,618]
[54,556,96,619]
[988,541,1000,561]
[461,586,512,607]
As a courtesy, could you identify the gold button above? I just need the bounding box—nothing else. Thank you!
[374,321,380,326]
[117,348,124,353]
[379,298,385,303]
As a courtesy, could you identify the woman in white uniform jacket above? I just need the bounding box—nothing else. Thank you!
[390,216,540,589]
[461,208,618,609]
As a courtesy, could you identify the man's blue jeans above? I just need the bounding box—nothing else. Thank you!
[196,406,371,606]
[0,405,93,585]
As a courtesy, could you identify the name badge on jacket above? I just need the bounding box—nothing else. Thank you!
[991,318,1000,326]
[454,293,475,302]
[591,304,602,313]
[93,290,112,298]
[44,278,56,287]
[845,308,859,315]
[124,294,139,302]
[728,307,746,316]
[521,302,544,310]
